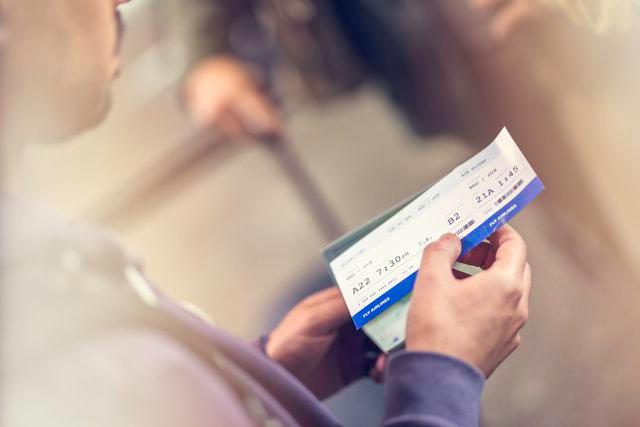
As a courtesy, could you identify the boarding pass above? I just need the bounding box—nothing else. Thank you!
[323,128,544,345]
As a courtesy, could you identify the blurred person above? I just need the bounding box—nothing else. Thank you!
[176,0,598,142]
[179,0,637,143]
[0,0,534,426]
[178,0,493,141]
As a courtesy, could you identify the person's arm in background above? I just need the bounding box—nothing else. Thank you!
[168,0,281,139]
[266,225,531,426]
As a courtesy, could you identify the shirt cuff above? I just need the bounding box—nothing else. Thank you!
[384,351,485,427]
[250,335,270,356]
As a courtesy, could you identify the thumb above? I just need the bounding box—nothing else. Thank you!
[419,233,462,284]
[370,354,388,383]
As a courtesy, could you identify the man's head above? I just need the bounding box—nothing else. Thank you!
[0,0,129,143]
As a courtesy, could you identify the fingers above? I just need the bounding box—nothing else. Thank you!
[518,262,532,318]
[419,233,462,283]
[184,56,280,140]
[301,287,343,307]
[369,354,388,383]
[188,90,223,131]
[487,225,527,277]
[314,297,351,333]
[198,94,279,141]
[299,287,350,334]
[233,91,281,137]
[216,108,247,140]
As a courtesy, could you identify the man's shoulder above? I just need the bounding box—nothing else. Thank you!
[1,196,148,373]
[5,311,258,427]
[1,194,134,268]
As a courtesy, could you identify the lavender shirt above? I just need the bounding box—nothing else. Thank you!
[1,196,484,427]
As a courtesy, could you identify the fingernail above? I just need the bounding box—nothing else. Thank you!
[440,233,459,244]
[439,233,462,252]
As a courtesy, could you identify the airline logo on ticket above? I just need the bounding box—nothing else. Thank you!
[328,128,544,329]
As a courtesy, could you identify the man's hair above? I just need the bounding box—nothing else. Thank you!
[550,0,638,32]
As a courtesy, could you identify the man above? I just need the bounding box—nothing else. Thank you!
[0,0,532,426]
[177,0,485,140]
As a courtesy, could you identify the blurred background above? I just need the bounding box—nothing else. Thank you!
[13,0,640,425]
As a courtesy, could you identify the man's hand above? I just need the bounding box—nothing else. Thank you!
[266,287,383,399]
[184,55,281,140]
[406,225,531,377]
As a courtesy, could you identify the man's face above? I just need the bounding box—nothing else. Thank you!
[2,0,130,142]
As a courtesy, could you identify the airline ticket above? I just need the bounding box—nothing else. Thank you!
[323,128,544,342]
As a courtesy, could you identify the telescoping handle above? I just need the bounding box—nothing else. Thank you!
[261,134,345,242]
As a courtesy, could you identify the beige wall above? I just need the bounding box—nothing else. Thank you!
[438,1,640,278]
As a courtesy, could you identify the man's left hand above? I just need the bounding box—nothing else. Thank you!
[266,287,384,399]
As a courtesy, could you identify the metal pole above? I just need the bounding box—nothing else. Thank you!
[262,134,345,242]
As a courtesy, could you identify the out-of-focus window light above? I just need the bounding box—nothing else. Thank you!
[550,0,638,32]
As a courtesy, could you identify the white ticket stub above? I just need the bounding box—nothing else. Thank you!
[324,128,544,339]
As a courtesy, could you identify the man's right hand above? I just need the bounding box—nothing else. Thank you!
[406,225,531,377]
[184,56,281,140]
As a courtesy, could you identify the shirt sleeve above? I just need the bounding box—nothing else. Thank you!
[6,326,259,427]
[382,351,485,427]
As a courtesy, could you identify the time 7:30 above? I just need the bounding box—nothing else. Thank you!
[352,251,412,295]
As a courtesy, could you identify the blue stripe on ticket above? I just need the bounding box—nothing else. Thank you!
[460,176,545,256]
[351,176,544,329]
[351,271,418,329]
